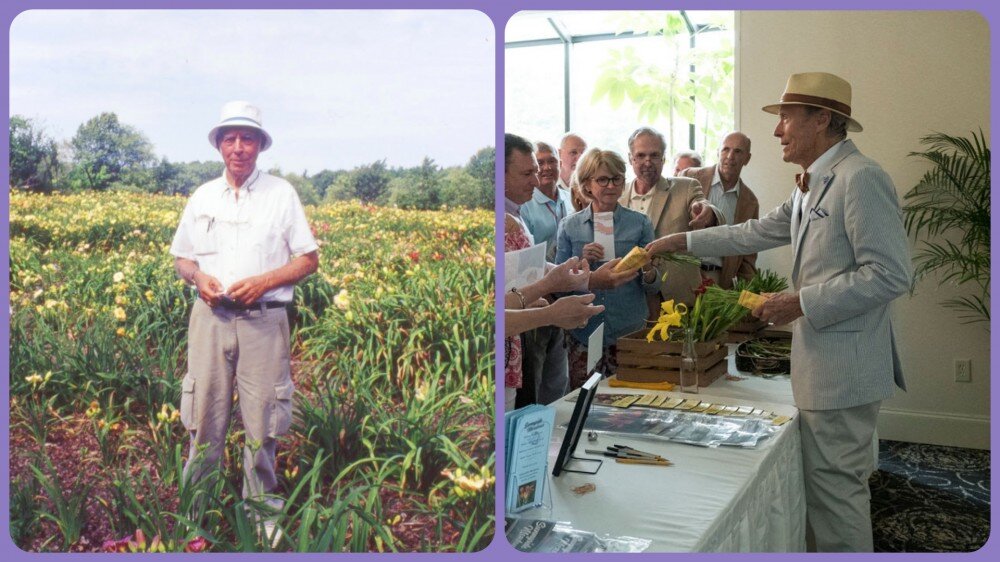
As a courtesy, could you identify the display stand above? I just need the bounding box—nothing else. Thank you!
[553,372,603,477]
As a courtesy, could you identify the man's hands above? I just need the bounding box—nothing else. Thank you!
[192,271,225,307]
[645,233,687,256]
[753,292,804,325]
[196,271,273,307]
[589,258,639,290]
[227,273,275,306]
[688,201,717,229]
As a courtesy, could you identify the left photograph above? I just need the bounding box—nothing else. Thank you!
[7,10,495,552]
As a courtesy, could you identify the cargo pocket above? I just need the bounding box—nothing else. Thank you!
[180,374,197,432]
[269,380,295,438]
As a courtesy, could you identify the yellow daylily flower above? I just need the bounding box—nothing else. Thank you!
[646,300,688,342]
[334,289,350,310]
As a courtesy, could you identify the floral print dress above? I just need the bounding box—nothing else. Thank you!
[504,214,531,390]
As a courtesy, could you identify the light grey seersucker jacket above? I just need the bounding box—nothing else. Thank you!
[688,140,912,411]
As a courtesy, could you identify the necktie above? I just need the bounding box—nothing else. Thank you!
[795,172,810,193]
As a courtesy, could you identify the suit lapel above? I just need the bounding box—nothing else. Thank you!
[791,140,858,277]
[733,178,751,223]
[647,177,669,230]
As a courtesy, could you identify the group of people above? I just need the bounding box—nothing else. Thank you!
[505,71,912,553]
[504,123,762,408]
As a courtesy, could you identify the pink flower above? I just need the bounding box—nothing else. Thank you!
[185,536,208,553]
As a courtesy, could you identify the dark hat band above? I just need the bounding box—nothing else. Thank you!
[780,93,852,116]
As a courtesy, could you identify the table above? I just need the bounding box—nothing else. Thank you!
[710,343,794,404]
[523,375,806,552]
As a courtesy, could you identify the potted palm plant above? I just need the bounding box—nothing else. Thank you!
[903,131,990,325]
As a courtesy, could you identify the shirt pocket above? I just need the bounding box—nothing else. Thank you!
[192,213,219,256]
[251,217,286,270]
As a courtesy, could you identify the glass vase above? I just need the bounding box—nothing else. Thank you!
[678,327,699,394]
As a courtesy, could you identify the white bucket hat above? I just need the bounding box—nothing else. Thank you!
[207,101,273,151]
[762,72,863,132]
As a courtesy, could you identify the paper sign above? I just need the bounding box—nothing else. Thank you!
[586,322,605,375]
[504,242,547,292]
[592,211,616,261]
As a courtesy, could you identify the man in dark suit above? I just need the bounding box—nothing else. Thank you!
[680,132,759,288]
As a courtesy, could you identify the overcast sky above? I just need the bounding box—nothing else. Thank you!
[9,10,495,173]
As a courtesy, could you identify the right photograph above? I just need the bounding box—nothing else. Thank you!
[502,10,989,553]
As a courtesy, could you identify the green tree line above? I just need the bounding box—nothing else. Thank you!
[9,113,495,210]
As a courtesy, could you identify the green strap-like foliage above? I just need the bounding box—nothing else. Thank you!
[903,130,990,325]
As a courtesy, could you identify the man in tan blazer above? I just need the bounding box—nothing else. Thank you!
[681,131,760,289]
[648,72,912,552]
[619,126,719,314]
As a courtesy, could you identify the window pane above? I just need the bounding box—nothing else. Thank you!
[504,43,564,147]
[505,11,734,172]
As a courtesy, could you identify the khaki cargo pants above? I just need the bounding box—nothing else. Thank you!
[180,300,294,502]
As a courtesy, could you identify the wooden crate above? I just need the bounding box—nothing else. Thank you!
[725,317,768,344]
[615,328,728,386]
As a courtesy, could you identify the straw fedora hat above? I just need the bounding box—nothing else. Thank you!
[762,72,863,132]
[207,101,273,151]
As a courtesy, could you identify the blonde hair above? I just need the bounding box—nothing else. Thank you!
[574,148,627,198]
[569,175,591,211]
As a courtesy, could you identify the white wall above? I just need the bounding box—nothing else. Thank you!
[736,11,990,448]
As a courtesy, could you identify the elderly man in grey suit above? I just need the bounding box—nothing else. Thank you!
[680,132,760,289]
[647,72,911,552]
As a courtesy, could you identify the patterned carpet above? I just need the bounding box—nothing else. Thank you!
[870,440,990,552]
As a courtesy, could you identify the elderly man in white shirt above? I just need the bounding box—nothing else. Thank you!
[170,101,318,545]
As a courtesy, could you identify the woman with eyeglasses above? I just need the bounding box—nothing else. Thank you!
[555,148,661,390]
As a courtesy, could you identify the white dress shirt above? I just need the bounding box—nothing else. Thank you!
[170,169,319,303]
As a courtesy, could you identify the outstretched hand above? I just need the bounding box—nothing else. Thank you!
[645,234,686,256]
[547,293,605,330]
[688,201,716,229]
[589,258,639,290]
[544,256,591,294]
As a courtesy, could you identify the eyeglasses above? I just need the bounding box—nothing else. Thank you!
[592,175,626,187]
[632,153,663,163]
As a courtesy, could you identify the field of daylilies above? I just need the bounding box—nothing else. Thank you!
[7,191,495,552]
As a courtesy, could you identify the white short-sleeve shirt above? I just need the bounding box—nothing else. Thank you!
[170,169,319,303]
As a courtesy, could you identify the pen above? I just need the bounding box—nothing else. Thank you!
[616,458,672,467]
[610,444,665,460]
[585,448,667,461]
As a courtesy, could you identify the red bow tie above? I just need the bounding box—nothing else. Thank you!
[795,172,810,193]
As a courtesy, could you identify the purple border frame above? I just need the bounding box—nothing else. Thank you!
[2,0,996,560]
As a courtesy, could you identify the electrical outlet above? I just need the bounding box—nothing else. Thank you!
[955,359,972,383]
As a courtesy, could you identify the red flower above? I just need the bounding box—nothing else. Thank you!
[693,276,715,296]
[185,536,209,553]
[408,251,420,263]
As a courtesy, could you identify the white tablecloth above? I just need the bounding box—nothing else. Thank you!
[708,343,795,404]
[523,380,806,552]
